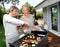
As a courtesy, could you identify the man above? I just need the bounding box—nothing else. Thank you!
[3,6,30,47]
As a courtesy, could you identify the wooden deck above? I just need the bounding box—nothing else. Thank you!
[48,32,60,47]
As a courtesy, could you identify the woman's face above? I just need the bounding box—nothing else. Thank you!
[22,6,29,14]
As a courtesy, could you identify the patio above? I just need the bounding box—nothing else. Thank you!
[48,31,60,47]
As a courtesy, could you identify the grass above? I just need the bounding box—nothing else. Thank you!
[0,24,6,47]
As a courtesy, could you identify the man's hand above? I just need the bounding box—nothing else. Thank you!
[17,26,23,30]
[19,26,23,29]
[24,22,30,27]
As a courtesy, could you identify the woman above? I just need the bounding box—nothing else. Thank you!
[19,5,34,34]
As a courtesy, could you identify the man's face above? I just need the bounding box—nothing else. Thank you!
[12,9,18,16]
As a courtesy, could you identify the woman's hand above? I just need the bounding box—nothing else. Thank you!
[24,22,30,27]
[23,29,28,33]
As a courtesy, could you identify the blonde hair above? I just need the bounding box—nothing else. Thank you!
[22,5,30,14]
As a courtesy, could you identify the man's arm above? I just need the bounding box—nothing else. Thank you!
[4,15,30,27]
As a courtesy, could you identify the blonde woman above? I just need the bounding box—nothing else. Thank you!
[19,5,34,34]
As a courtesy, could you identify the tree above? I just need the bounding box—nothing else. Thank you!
[0,0,19,11]
[36,10,43,19]
[24,2,36,14]
[0,0,6,12]
[11,0,19,6]
[0,6,6,24]
[0,0,19,5]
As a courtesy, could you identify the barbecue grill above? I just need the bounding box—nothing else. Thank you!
[9,30,48,47]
